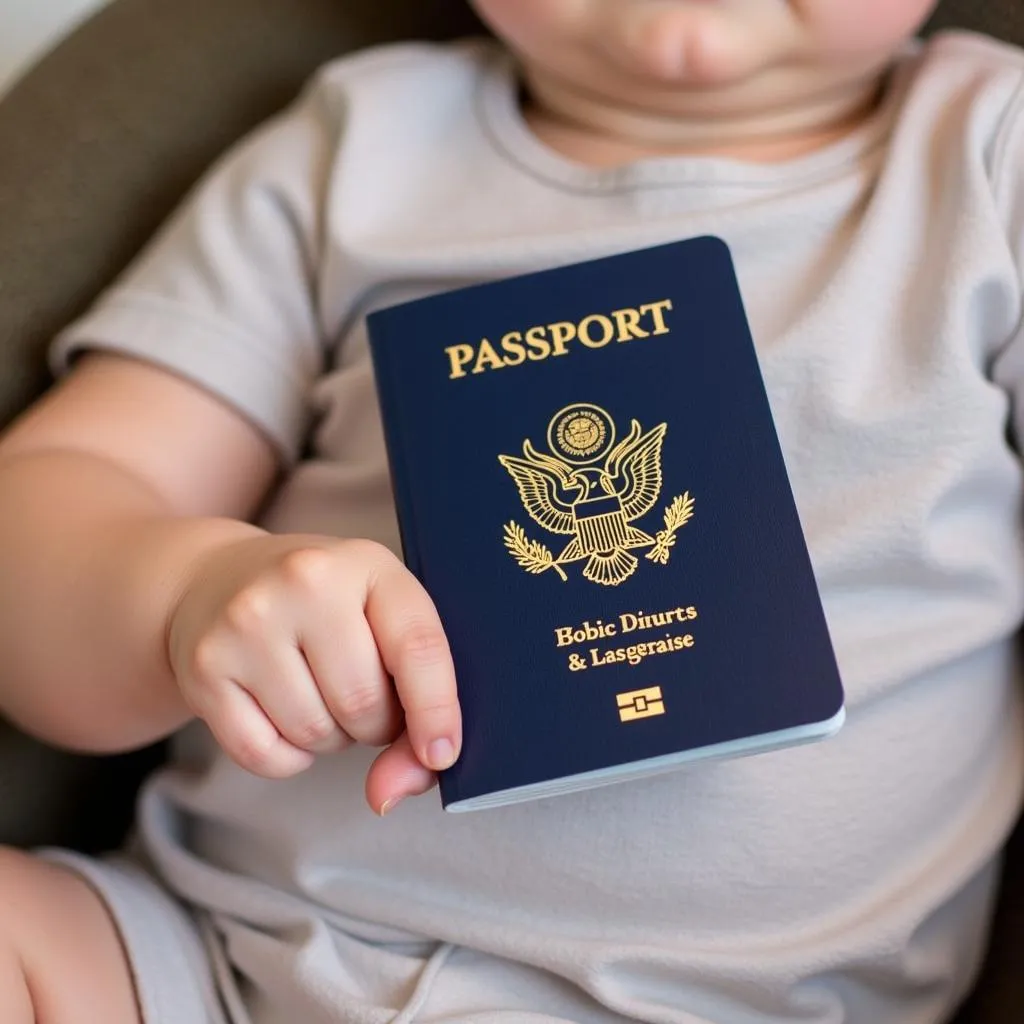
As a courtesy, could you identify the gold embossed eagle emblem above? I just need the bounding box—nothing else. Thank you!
[499,403,694,587]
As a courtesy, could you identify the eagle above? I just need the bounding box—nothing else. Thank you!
[498,420,667,586]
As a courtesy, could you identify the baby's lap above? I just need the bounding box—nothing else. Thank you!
[0,847,143,1021]
[23,849,225,1023]
[0,846,110,933]
[19,850,629,1023]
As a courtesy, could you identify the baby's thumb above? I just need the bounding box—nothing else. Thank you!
[365,730,437,816]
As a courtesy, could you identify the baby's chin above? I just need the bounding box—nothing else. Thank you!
[602,2,788,88]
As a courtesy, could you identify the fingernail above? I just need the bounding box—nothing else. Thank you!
[427,738,456,771]
[379,796,403,817]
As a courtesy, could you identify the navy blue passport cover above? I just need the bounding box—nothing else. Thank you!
[367,237,844,811]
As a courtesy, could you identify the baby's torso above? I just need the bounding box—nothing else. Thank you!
[144,34,1024,1023]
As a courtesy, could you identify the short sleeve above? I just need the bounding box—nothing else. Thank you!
[50,71,343,464]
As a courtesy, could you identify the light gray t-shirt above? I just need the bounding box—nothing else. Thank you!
[54,31,1024,1024]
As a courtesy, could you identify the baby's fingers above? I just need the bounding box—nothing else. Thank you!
[365,563,461,774]
[301,607,402,748]
[196,683,315,779]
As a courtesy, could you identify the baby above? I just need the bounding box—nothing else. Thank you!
[0,0,1022,1021]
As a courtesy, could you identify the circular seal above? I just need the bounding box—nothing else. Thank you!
[548,403,616,464]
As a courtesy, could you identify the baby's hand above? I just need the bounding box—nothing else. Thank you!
[167,534,460,813]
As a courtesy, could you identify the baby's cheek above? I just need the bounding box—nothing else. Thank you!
[810,0,937,57]
[468,0,576,52]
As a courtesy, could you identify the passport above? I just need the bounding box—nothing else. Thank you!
[367,237,845,812]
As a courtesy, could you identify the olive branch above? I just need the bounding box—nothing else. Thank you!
[646,492,695,565]
[503,521,568,581]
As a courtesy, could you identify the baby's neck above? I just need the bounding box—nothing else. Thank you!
[521,66,890,167]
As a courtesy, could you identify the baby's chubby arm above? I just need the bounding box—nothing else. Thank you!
[0,354,459,813]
